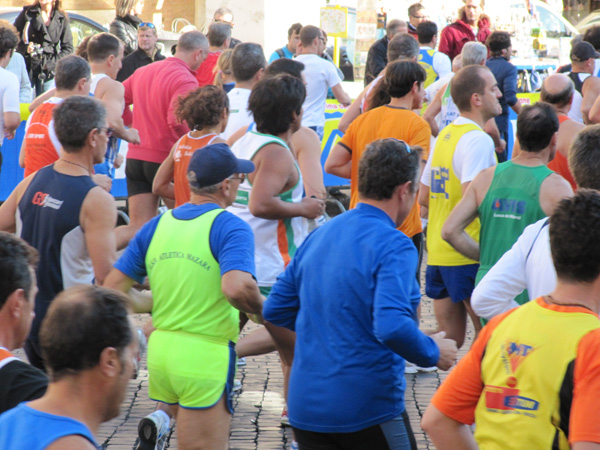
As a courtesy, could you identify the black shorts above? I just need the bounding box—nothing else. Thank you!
[125,158,162,196]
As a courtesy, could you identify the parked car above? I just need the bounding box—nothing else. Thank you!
[575,11,600,34]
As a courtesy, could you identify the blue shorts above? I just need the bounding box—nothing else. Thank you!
[425,264,479,303]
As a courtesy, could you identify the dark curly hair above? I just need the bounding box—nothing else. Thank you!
[0,20,18,58]
[176,85,229,130]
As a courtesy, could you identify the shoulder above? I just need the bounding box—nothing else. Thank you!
[82,185,116,215]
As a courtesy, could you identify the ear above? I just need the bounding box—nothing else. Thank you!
[99,347,120,377]
[107,54,115,66]
[86,127,100,149]
[5,289,26,321]
[77,77,88,92]
[255,67,265,81]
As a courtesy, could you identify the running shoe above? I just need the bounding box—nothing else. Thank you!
[137,410,169,450]
[237,357,246,367]
[290,440,299,450]
[417,365,438,372]
[281,406,290,427]
[404,362,418,374]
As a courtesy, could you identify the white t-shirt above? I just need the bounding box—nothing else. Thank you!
[0,67,20,145]
[471,217,554,320]
[421,116,496,187]
[420,46,452,80]
[567,72,589,124]
[295,54,342,127]
[23,97,63,159]
[221,87,252,140]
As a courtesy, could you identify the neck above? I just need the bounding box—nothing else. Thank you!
[28,379,105,435]
[460,111,486,129]
[190,194,227,209]
[285,44,295,54]
[57,152,94,175]
[40,3,53,14]
[545,282,600,314]
[0,54,10,69]
[0,319,17,351]
[143,47,156,58]
[512,149,549,166]
[555,105,570,115]
[275,129,295,147]
[359,198,402,226]
[191,125,221,137]
[388,96,414,110]
[90,64,111,78]
[464,17,477,26]
[299,46,318,55]
[234,80,255,90]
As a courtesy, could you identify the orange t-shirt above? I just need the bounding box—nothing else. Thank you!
[431,298,600,447]
[173,133,219,206]
[338,105,431,237]
[23,101,60,177]
[547,115,576,191]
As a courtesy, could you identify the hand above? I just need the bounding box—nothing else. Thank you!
[127,128,141,145]
[431,331,458,371]
[495,139,507,154]
[92,174,112,193]
[301,196,326,219]
[114,154,124,169]
[247,312,264,325]
[4,129,15,140]
[27,42,36,54]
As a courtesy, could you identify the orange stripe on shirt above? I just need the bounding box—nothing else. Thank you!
[277,220,291,268]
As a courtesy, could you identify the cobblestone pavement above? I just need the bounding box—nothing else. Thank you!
[90,290,474,450]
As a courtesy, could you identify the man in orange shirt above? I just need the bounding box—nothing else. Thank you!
[422,189,600,450]
[326,59,430,279]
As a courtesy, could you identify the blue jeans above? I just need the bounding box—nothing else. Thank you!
[293,411,416,450]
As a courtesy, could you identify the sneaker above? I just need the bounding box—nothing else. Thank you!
[417,365,438,372]
[237,357,246,367]
[404,362,418,374]
[290,440,299,450]
[281,406,290,427]
[137,410,169,450]
[232,379,242,392]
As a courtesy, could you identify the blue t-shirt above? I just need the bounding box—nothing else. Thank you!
[268,45,294,63]
[263,203,440,433]
[115,203,256,282]
[0,403,97,449]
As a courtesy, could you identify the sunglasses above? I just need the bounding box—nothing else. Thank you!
[98,127,114,138]
[139,22,155,28]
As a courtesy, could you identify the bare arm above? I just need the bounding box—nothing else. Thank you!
[221,270,263,315]
[331,83,351,107]
[573,443,600,450]
[584,78,600,124]
[103,268,153,313]
[324,143,352,179]
[442,179,482,261]
[423,85,445,137]
[3,112,20,140]
[418,182,430,209]
[539,174,573,216]
[0,176,32,232]
[338,89,365,133]
[227,125,248,147]
[81,187,118,285]
[29,88,55,112]
[484,118,505,155]
[421,405,478,450]
[152,144,177,200]
[293,127,327,199]
[249,144,324,220]
[97,81,140,144]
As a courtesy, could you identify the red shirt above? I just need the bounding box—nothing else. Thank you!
[123,57,198,164]
[439,17,491,61]
[195,52,220,87]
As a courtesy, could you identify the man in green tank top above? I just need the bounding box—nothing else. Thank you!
[442,102,573,305]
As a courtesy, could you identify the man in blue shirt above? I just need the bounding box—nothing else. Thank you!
[486,31,521,162]
[264,138,458,450]
[268,23,302,63]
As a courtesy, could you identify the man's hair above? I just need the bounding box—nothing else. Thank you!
[386,19,406,38]
[408,2,425,17]
[207,21,231,47]
[214,6,233,21]
[138,24,157,36]
[384,60,426,98]
[486,31,511,57]
[387,33,420,61]
[249,74,305,136]
[53,96,107,152]
[300,25,321,47]
[0,20,18,58]
[177,31,209,53]
[416,21,438,44]
[231,42,266,82]
[516,103,559,153]
[451,65,490,112]
[540,77,574,109]
[358,139,422,200]
[0,233,38,309]
[569,125,600,190]
[265,58,305,80]
[176,85,229,131]
[40,285,133,382]
[550,190,600,283]
[461,41,487,66]
[115,0,137,18]
[87,32,122,63]
[583,25,600,51]
[54,55,91,91]
[288,23,302,39]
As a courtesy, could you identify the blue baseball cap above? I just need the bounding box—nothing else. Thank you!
[187,143,254,188]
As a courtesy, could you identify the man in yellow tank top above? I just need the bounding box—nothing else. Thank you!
[419,65,500,348]
[423,190,600,450]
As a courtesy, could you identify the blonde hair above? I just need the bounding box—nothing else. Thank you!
[115,0,138,17]
[213,48,234,89]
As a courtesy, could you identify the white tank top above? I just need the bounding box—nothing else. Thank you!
[90,73,110,96]
[227,131,308,287]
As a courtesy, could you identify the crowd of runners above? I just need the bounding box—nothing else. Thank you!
[2,0,600,449]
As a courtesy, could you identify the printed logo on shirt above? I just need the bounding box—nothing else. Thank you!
[502,341,535,373]
[31,192,64,210]
[431,167,450,199]
[492,198,526,220]
[483,385,539,414]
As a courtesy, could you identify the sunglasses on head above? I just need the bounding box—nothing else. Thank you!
[139,22,155,28]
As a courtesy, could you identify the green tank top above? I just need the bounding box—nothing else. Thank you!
[476,161,552,293]
[145,208,239,343]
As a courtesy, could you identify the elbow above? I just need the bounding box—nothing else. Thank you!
[441,223,455,244]
[338,121,348,133]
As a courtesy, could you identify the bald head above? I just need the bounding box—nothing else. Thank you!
[540,74,574,109]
